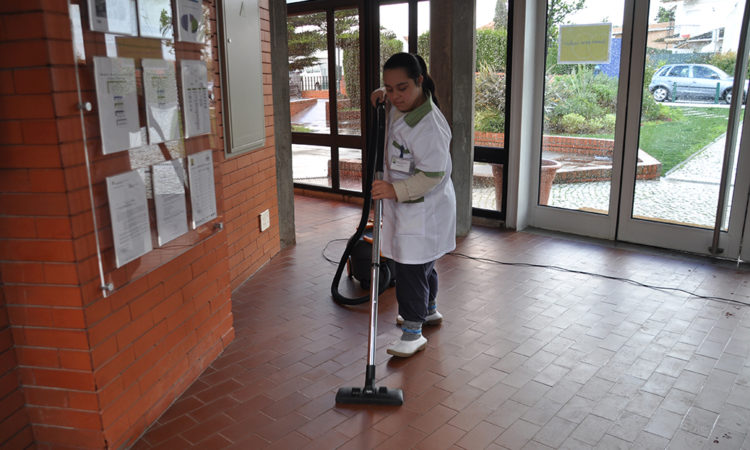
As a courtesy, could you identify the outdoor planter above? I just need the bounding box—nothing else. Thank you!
[539,158,562,205]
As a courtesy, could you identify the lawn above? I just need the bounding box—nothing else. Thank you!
[639,107,736,174]
[559,106,736,174]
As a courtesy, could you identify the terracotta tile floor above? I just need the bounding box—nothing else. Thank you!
[133,195,750,449]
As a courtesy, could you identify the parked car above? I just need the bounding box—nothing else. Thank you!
[648,63,747,104]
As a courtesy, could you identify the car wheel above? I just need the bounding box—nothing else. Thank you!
[724,89,733,104]
[652,86,669,102]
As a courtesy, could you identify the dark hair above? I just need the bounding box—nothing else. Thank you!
[383,52,440,109]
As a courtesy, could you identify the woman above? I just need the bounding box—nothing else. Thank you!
[371,53,456,358]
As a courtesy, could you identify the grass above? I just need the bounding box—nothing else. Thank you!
[553,107,738,174]
[639,107,735,174]
[292,124,314,133]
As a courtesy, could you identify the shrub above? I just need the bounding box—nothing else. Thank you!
[559,113,587,134]
[474,63,506,133]
[475,109,505,133]
[544,66,618,134]
[603,113,616,131]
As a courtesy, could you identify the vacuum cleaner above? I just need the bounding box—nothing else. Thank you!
[334,102,404,406]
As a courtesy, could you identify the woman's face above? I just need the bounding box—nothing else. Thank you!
[384,68,424,112]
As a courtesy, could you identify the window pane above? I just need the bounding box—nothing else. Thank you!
[634,0,746,230]
[473,0,509,213]
[539,1,625,213]
[292,144,332,188]
[339,147,363,192]
[288,12,329,134]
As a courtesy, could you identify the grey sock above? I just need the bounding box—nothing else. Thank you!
[401,320,422,341]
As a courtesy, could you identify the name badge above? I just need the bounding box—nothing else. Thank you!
[390,156,413,174]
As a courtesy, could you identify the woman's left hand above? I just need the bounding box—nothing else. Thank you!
[372,180,396,200]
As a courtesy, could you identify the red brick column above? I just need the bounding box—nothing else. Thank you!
[0,1,281,448]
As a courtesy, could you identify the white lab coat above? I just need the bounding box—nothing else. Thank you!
[381,97,456,265]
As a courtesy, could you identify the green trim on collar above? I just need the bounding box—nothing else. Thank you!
[403,95,433,128]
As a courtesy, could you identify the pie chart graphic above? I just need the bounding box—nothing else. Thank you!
[180,14,199,33]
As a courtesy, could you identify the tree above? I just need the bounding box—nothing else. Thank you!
[493,1,508,30]
[417,31,430,69]
[655,5,676,23]
[547,0,586,43]
[287,13,327,71]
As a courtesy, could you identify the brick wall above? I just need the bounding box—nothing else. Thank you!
[0,0,279,448]
[223,0,280,291]
[0,278,33,450]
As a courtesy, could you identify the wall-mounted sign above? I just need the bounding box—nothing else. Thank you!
[88,0,138,35]
[142,59,181,144]
[558,23,612,64]
[153,160,189,245]
[106,169,153,267]
[93,56,143,154]
[180,60,211,137]
[175,0,204,43]
[187,150,217,228]
[137,0,173,39]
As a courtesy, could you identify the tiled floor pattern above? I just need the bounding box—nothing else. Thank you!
[133,195,750,449]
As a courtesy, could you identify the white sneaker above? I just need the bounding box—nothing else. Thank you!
[396,310,443,326]
[386,335,427,357]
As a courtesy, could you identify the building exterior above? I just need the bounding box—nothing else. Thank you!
[662,0,743,53]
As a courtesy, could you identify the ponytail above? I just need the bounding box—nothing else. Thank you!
[383,52,441,109]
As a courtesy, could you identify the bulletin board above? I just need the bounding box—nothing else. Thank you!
[69,0,224,296]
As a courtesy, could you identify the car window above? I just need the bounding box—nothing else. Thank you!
[693,66,719,79]
[656,66,670,76]
[668,65,690,78]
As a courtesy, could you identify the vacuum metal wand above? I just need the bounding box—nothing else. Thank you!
[335,102,403,406]
[366,172,383,370]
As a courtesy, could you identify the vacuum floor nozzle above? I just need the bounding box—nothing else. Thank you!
[335,386,404,406]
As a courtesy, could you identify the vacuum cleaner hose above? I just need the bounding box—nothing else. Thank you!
[331,102,390,305]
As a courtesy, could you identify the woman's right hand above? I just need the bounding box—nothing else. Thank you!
[370,87,386,107]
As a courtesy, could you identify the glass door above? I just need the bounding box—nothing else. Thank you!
[532,0,632,239]
[287,4,364,193]
[617,0,750,258]
[532,0,750,258]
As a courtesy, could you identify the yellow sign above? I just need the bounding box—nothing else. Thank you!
[558,23,612,64]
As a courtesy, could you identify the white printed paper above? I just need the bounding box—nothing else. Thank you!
[69,4,86,63]
[142,59,181,144]
[93,57,143,154]
[187,150,217,228]
[175,0,203,43]
[106,170,153,268]
[153,160,188,245]
[138,0,172,39]
[88,0,137,35]
[180,60,211,137]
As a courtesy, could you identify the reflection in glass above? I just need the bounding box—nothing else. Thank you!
[292,144,332,188]
[632,0,746,229]
[335,9,361,136]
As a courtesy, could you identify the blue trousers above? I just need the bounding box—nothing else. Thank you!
[394,260,438,323]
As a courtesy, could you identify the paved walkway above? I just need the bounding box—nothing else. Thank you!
[473,117,739,228]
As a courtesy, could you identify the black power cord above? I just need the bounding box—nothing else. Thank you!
[322,239,749,307]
